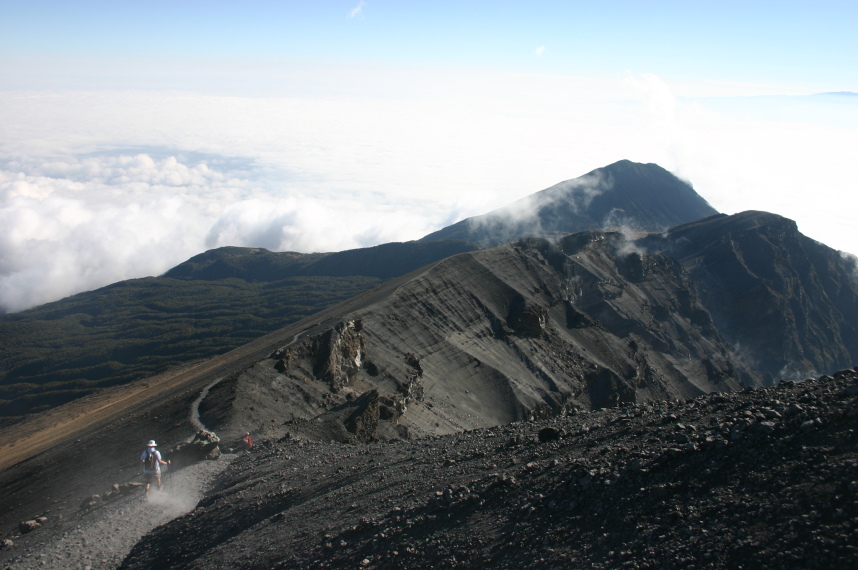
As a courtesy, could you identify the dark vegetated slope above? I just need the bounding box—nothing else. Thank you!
[301,240,478,279]
[120,370,858,570]
[0,275,380,422]
[421,160,718,246]
[163,247,327,281]
[645,211,858,380]
[165,240,478,281]
[0,240,477,424]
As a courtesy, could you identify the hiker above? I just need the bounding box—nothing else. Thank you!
[243,432,253,450]
[140,440,170,497]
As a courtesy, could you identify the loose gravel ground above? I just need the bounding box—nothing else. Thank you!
[1,455,234,570]
[117,369,858,569]
[4,370,856,569]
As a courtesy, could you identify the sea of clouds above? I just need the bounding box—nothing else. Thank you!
[1,73,855,313]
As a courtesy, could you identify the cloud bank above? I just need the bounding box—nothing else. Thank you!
[1,71,856,313]
[0,150,440,312]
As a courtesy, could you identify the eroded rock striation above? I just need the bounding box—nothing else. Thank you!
[203,230,753,444]
[191,209,858,450]
[647,210,858,380]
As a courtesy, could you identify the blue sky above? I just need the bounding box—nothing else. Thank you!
[3,1,855,92]
[0,1,856,311]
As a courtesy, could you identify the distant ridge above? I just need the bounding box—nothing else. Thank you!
[420,160,718,246]
[165,240,477,281]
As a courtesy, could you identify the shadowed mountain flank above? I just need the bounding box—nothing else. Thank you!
[164,240,478,281]
[644,211,858,380]
[420,160,718,246]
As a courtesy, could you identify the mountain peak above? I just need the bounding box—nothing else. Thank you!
[421,160,717,247]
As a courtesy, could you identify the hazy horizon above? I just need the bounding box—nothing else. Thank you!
[1,1,856,312]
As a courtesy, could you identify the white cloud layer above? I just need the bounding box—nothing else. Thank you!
[1,70,856,313]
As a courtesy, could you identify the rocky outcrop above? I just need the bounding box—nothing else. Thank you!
[270,319,368,390]
[17,518,44,534]
[506,296,548,338]
[344,390,381,442]
[167,429,221,470]
[309,320,366,391]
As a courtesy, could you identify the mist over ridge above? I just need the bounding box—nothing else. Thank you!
[2,75,857,314]
[421,160,718,246]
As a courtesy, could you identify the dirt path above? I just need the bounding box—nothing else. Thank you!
[0,358,222,472]
[3,453,236,570]
[0,317,320,472]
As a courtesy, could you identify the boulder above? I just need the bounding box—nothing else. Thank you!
[168,429,221,470]
[18,519,40,533]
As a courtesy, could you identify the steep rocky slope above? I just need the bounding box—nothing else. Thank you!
[648,211,858,380]
[202,227,765,446]
[421,160,718,246]
[118,369,858,569]
[197,211,858,448]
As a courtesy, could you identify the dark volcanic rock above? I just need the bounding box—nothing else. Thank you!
[645,210,858,380]
[210,230,760,445]
[168,429,221,470]
[120,369,858,569]
[17,520,40,534]
[202,211,858,446]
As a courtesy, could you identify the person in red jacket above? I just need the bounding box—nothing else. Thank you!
[242,432,253,450]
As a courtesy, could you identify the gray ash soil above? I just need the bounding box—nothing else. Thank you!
[120,369,858,569]
[1,455,234,570]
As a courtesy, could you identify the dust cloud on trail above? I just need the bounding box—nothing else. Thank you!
[4,455,234,570]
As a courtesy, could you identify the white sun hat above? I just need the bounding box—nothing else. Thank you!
[147,440,157,447]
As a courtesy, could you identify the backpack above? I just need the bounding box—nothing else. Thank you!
[144,449,158,471]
